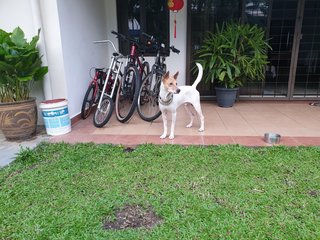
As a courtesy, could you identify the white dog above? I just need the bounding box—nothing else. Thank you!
[159,63,204,139]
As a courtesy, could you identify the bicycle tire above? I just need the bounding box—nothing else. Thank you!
[161,63,167,73]
[93,95,114,128]
[115,65,140,123]
[141,61,150,81]
[81,83,97,119]
[137,71,162,122]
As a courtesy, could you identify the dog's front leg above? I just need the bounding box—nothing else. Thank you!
[160,111,168,139]
[169,112,177,139]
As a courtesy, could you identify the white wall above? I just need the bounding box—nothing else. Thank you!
[104,0,119,52]
[39,0,67,102]
[167,9,187,86]
[56,0,108,118]
[0,0,36,37]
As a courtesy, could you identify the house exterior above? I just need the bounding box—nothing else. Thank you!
[1,0,319,123]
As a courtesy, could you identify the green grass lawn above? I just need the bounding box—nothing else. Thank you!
[0,143,319,239]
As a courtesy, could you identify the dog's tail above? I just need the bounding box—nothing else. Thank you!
[192,63,203,88]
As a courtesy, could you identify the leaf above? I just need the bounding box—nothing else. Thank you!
[226,65,232,80]
[11,27,27,47]
[17,75,33,82]
[0,60,14,72]
[0,29,11,44]
[34,66,48,81]
[209,55,216,69]
[29,29,40,49]
[219,71,226,81]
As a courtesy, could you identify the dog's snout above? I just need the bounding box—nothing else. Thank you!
[176,88,181,94]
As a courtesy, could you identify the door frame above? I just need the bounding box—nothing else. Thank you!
[186,0,319,101]
[288,0,305,99]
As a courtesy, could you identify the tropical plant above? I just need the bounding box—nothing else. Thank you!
[195,22,271,88]
[0,27,48,102]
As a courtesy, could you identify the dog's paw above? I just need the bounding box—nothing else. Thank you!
[198,127,204,132]
[186,123,192,128]
[160,134,167,139]
[169,134,175,139]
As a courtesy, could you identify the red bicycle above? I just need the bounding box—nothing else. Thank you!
[81,68,107,119]
[112,31,150,85]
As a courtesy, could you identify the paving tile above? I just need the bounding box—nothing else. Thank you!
[232,136,268,146]
[293,137,320,146]
[203,136,235,145]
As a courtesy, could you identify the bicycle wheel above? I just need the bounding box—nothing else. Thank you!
[137,71,162,121]
[93,95,114,128]
[115,65,140,123]
[81,83,98,119]
[161,63,166,73]
[141,61,150,81]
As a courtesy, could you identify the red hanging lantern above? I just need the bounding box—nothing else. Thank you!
[168,0,184,11]
[167,0,184,38]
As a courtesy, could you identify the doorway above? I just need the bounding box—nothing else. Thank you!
[292,0,320,98]
[187,0,320,99]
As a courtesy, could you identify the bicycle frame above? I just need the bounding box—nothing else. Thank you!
[89,69,105,100]
[153,50,166,73]
[136,33,179,122]
[127,43,145,76]
[93,40,124,110]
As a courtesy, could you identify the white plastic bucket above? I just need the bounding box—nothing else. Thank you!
[39,99,71,136]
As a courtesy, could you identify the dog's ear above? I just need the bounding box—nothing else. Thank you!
[163,71,170,80]
[173,71,179,80]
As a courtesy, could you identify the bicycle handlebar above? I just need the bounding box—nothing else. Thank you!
[93,39,125,58]
[93,39,117,52]
[111,30,180,55]
[111,30,140,47]
[142,32,154,41]
[170,46,180,54]
[111,30,126,40]
[141,32,180,54]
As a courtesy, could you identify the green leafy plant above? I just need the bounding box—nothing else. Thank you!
[195,22,271,88]
[0,27,48,102]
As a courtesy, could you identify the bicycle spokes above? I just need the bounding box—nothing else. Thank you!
[93,96,114,128]
[137,73,162,122]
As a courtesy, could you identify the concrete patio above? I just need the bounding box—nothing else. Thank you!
[2,101,320,167]
[51,101,320,147]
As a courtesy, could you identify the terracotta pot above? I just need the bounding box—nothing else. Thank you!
[0,98,37,141]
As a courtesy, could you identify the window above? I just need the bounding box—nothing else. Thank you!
[116,0,170,55]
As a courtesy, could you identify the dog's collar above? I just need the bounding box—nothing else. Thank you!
[159,92,173,106]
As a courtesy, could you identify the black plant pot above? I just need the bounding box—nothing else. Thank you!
[215,87,239,108]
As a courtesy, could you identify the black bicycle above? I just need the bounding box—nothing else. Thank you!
[112,31,150,123]
[137,33,180,122]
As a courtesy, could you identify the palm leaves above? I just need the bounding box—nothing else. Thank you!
[195,22,271,88]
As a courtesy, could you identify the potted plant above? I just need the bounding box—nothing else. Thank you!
[195,22,270,107]
[0,27,48,140]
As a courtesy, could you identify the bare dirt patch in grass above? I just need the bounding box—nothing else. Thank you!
[308,190,318,197]
[103,205,162,230]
